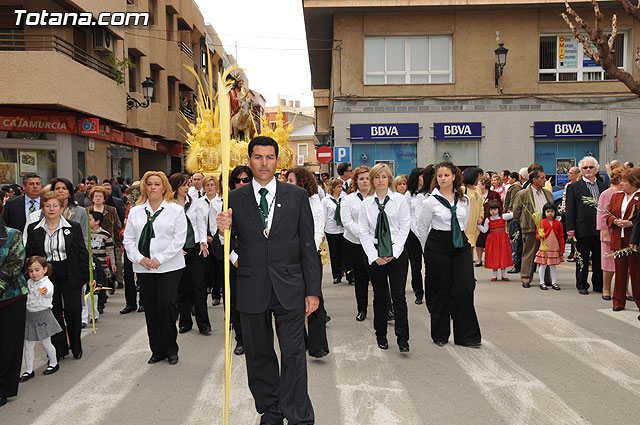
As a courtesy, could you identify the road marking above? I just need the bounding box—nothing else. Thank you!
[332,340,421,425]
[597,308,640,330]
[29,328,91,373]
[510,310,640,397]
[447,341,589,425]
[30,327,150,425]
[185,351,258,425]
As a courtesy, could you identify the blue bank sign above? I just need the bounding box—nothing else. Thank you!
[534,121,603,139]
[433,122,482,140]
[350,123,419,142]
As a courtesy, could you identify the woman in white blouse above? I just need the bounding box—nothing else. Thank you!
[197,175,223,306]
[322,178,346,284]
[417,161,481,348]
[404,167,428,306]
[340,165,371,321]
[358,164,411,352]
[123,172,187,365]
[169,173,211,336]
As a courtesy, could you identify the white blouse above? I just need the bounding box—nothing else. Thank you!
[123,200,187,273]
[309,194,325,250]
[358,189,411,264]
[405,191,427,236]
[185,198,207,244]
[322,195,344,235]
[34,216,71,262]
[341,191,367,245]
[417,188,470,248]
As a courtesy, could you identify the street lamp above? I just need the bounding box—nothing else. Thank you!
[494,43,508,89]
[127,77,155,110]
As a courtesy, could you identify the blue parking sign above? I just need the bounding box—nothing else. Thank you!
[334,146,350,163]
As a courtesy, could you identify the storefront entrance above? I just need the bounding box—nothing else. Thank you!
[352,142,417,176]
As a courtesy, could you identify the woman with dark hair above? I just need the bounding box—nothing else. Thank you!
[169,173,211,336]
[417,162,481,348]
[461,168,483,258]
[405,167,426,305]
[474,175,501,267]
[51,177,89,246]
[198,175,223,307]
[322,178,346,284]
[229,165,253,191]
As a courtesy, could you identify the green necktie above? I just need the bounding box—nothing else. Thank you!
[183,203,196,249]
[258,188,269,227]
[433,194,464,248]
[331,198,343,227]
[357,193,364,201]
[138,207,164,258]
[28,199,36,213]
[374,195,393,257]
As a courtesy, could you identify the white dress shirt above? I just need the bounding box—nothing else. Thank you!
[188,186,204,200]
[358,188,410,264]
[406,191,427,236]
[252,177,277,231]
[341,191,367,244]
[322,195,344,235]
[309,194,324,250]
[620,189,640,238]
[417,188,470,249]
[185,198,207,244]
[35,215,72,262]
[123,200,187,273]
[24,196,40,221]
[196,195,217,237]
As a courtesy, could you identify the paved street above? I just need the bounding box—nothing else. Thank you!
[3,262,640,425]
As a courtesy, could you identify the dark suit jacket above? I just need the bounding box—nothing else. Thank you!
[606,192,640,251]
[565,179,608,237]
[25,220,90,289]
[2,195,34,231]
[214,180,321,314]
[630,213,640,247]
[106,195,126,224]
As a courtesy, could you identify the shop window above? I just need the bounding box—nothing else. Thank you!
[110,146,133,180]
[539,33,626,82]
[0,148,57,184]
[364,36,452,85]
[298,143,308,162]
[5,131,49,140]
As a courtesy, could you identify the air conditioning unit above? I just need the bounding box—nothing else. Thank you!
[93,28,113,54]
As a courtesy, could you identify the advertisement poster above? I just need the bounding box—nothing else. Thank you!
[375,160,395,176]
[556,158,575,175]
[19,151,38,174]
[558,35,578,69]
[0,163,16,184]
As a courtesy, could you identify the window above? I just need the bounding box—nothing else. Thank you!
[539,33,626,82]
[167,77,175,111]
[128,52,139,93]
[298,143,308,162]
[364,36,452,85]
[150,66,160,103]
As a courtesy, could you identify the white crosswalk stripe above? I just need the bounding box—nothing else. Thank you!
[597,308,640,330]
[510,310,640,397]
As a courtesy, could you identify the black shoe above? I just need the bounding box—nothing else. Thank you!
[387,310,395,321]
[551,283,561,291]
[434,341,448,347]
[81,322,87,329]
[356,311,366,322]
[234,345,245,356]
[415,297,423,305]
[310,349,329,358]
[137,305,145,312]
[43,364,59,375]
[637,315,640,321]
[73,350,83,360]
[179,326,191,334]
[377,340,389,350]
[398,341,409,353]
[602,295,612,301]
[97,306,104,314]
[168,355,179,365]
[0,397,6,407]
[120,305,136,314]
[148,355,167,364]
[567,257,576,262]
[212,298,221,306]
[507,268,520,274]
[19,371,34,382]
[578,289,589,295]
[117,282,124,289]
[325,315,332,323]
[613,306,625,311]
[332,278,341,284]
[475,262,483,267]
[199,326,212,335]
[522,282,530,288]
[461,342,482,348]
[108,288,115,295]
[626,296,635,301]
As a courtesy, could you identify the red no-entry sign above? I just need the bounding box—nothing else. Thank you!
[316,146,333,163]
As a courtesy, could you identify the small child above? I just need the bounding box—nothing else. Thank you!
[89,211,115,313]
[534,203,564,290]
[477,200,514,281]
[19,257,63,382]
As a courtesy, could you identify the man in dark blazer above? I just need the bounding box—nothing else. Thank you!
[216,136,321,425]
[2,173,42,231]
[565,156,608,294]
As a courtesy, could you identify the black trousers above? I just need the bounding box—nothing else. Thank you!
[366,250,409,343]
[240,290,314,425]
[575,235,603,292]
[138,269,183,357]
[123,250,142,308]
[325,232,345,280]
[341,236,355,282]
[344,239,370,312]
[209,253,224,301]
[0,295,26,399]
[50,260,83,358]
[405,231,424,299]
[177,248,210,331]
[306,253,328,355]
[426,230,481,345]
[229,265,243,345]
[508,220,522,270]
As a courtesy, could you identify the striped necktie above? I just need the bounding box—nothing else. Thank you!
[28,199,36,213]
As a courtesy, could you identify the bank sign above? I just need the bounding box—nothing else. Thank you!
[433,122,482,140]
[350,123,419,142]
[534,121,604,139]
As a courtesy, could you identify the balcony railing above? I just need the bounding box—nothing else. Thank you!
[180,41,193,59]
[0,31,117,81]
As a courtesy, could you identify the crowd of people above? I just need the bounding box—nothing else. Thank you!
[1,137,639,424]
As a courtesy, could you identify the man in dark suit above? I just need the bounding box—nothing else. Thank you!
[565,156,608,295]
[2,172,42,231]
[216,136,321,425]
[77,175,98,207]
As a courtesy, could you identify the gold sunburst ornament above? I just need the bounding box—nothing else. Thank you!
[259,102,294,171]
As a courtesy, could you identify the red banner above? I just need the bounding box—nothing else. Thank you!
[0,107,77,134]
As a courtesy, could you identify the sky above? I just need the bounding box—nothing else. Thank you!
[196,0,314,109]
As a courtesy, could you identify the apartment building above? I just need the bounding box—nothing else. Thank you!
[304,0,640,180]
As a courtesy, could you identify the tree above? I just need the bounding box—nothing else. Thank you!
[562,0,640,95]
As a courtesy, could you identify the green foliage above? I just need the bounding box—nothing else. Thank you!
[109,55,136,85]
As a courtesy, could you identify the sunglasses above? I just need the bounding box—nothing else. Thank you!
[582,166,595,169]
[234,177,251,184]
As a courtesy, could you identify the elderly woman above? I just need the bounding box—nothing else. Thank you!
[0,202,29,407]
[87,186,122,249]
[597,167,623,301]
[50,178,89,247]
[25,191,89,360]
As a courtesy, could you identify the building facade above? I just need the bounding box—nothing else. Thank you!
[304,0,640,180]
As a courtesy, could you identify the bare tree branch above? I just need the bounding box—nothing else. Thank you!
[618,0,640,22]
